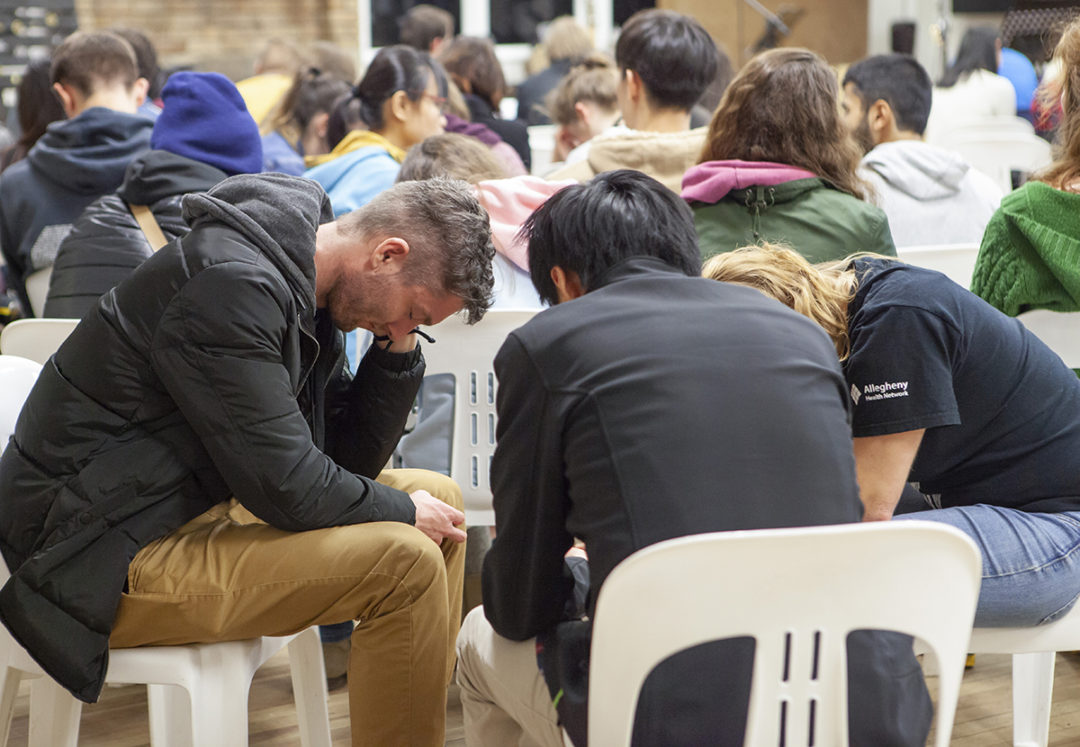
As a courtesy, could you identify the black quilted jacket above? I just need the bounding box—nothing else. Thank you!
[0,174,422,702]
[44,150,229,318]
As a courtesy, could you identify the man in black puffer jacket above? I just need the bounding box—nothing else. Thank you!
[44,71,263,318]
[0,172,494,747]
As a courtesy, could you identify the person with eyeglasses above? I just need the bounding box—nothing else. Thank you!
[305,45,448,217]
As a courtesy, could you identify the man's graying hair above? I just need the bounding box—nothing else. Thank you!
[344,178,495,323]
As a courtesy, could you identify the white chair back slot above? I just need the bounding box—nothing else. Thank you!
[421,309,536,526]
[587,521,982,747]
[0,318,79,365]
[895,244,980,290]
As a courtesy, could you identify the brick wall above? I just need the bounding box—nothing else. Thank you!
[72,0,360,81]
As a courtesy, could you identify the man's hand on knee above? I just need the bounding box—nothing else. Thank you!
[411,490,467,544]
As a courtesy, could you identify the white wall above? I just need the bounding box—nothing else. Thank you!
[867,0,1005,81]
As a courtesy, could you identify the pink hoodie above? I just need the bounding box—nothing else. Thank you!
[681,160,818,204]
[474,176,577,271]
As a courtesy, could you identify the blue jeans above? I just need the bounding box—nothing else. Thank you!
[893,504,1080,627]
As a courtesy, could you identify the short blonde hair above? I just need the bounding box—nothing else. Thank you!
[701,244,857,359]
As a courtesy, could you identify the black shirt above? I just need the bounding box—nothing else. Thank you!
[845,258,1080,512]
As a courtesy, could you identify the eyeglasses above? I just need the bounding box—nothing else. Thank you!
[414,91,449,113]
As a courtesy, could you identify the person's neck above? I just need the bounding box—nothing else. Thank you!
[74,88,138,117]
[630,107,691,134]
[878,129,923,146]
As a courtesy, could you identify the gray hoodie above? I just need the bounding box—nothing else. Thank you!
[859,140,1002,248]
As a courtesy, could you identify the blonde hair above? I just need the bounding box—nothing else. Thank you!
[701,244,857,359]
[544,53,618,126]
[1037,17,1080,189]
[544,16,593,63]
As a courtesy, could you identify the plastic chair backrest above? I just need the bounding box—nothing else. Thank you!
[588,521,981,747]
[895,243,980,289]
[937,118,1051,192]
[528,124,558,176]
[0,355,42,453]
[0,318,79,364]
[23,266,52,318]
[420,309,536,525]
[1017,309,1080,368]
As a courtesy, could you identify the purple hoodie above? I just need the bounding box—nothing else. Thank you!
[681,159,818,204]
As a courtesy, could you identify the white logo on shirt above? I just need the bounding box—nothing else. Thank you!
[850,383,862,404]
[858,380,910,402]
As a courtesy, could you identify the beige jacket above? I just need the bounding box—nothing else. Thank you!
[548,127,707,193]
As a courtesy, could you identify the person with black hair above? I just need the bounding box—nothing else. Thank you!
[305,45,447,216]
[924,27,1016,144]
[399,4,455,56]
[456,169,933,747]
[110,27,163,120]
[261,68,351,175]
[548,9,723,192]
[0,30,152,316]
[841,53,1002,247]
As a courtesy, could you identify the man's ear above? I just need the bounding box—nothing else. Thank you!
[131,77,149,108]
[369,237,410,273]
[550,266,585,303]
[867,99,896,143]
[624,68,643,103]
[52,82,79,118]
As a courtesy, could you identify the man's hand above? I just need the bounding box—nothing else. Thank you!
[410,489,467,544]
[374,332,418,353]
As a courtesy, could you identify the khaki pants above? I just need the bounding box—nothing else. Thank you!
[110,469,466,747]
[456,606,564,747]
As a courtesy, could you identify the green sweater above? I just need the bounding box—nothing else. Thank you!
[971,181,1080,316]
[691,177,896,263]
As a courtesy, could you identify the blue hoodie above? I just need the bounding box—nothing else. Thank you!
[0,106,152,313]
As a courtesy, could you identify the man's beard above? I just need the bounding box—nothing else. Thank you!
[853,117,875,154]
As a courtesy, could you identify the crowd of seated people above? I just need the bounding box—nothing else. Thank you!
[1,9,1080,747]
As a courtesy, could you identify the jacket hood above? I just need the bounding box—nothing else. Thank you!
[118,150,229,205]
[28,107,153,195]
[182,173,333,309]
[585,127,708,193]
[474,175,575,271]
[860,140,970,200]
[304,130,405,169]
[681,160,818,203]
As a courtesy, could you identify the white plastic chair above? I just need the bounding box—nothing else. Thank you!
[0,352,333,747]
[1017,309,1080,368]
[587,522,982,747]
[895,243,980,289]
[936,117,1052,193]
[22,268,51,318]
[420,309,536,526]
[528,124,558,177]
[0,318,79,365]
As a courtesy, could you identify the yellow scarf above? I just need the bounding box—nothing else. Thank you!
[304,130,407,169]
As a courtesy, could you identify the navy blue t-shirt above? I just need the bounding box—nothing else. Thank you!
[844,258,1080,512]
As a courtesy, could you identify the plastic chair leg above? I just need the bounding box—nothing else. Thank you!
[27,677,80,747]
[286,628,332,747]
[148,683,193,747]
[188,648,254,747]
[0,667,22,747]
[1011,651,1055,747]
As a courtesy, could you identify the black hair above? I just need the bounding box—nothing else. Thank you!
[843,53,933,135]
[939,27,999,88]
[1,59,65,172]
[614,9,720,111]
[326,45,447,149]
[110,27,162,99]
[522,170,702,306]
